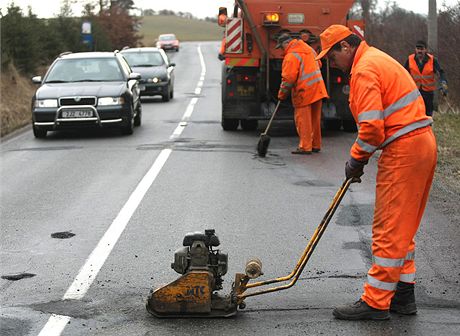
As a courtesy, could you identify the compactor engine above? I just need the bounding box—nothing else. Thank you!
[171,229,228,290]
[146,230,237,317]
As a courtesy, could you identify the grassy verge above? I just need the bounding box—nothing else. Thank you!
[139,15,223,46]
[432,109,460,196]
[0,64,35,137]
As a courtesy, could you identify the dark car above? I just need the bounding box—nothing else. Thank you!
[156,34,179,52]
[31,51,142,138]
[120,47,175,101]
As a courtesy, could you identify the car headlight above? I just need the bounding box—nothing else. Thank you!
[98,97,125,106]
[148,77,160,83]
[35,99,58,108]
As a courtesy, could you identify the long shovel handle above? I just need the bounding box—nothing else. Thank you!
[236,178,353,301]
[262,101,281,135]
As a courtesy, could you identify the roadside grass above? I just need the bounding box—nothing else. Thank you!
[0,64,35,137]
[139,15,223,46]
[432,107,460,195]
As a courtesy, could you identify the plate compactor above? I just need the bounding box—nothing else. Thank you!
[146,179,352,317]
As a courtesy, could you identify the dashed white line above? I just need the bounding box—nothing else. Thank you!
[37,44,206,336]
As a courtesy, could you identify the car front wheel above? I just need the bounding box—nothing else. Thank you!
[122,108,134,135]
[162,85,171,102]
[134,104,142,127]
[33,126,47,138]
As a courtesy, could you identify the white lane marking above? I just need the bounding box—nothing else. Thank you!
[63,148,172,300]
[37,315,71,336]
[37,44,206,336]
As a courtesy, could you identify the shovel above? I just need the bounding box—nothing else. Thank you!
[256,101,281,157]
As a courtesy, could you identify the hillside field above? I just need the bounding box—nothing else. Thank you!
[139,15,223,46]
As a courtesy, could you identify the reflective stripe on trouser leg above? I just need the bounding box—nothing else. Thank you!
[361,128,437,310]
[294,105,312,151]
[400,250,416,283]
[311,100,322,150]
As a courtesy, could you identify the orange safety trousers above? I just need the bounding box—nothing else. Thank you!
[362,127,437,310]
[294,100,322,151]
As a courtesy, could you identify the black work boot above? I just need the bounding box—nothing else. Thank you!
[333,299,390,320]
[390,281,417,315]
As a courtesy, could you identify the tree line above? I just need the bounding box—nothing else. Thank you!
[1,0,142,74]
[1,0,458,104]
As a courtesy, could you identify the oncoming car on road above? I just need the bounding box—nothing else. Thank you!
[156,34,179,52]
[120,47,175,102]
[31,51,142,138]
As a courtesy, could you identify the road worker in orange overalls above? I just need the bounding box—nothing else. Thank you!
[277,33,328,154]
[404,40,448,116]
[316,25,437,320]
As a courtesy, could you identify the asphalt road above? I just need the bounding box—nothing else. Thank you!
[1,42,459,336]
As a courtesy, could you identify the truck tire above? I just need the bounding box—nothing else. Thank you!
[343,120,358,132]
[222,118,239,131]
[324,119,342,131]
[240,119,258,131]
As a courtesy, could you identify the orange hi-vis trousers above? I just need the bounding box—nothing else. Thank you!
[294,100,322,151]
[361,127,437,310]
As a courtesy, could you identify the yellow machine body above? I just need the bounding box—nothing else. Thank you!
[147,271,213,315]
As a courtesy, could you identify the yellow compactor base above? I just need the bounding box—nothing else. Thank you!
[146,270,237,318]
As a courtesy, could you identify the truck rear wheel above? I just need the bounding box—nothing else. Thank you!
[343,120,358,132]
[324,119,342,131]
[222,118,239,131]
[240,119,258,131]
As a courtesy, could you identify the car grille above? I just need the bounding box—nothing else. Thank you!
[59,96,96,106]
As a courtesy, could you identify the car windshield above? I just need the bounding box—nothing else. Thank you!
[159,35,176,41]
[122,52,164,67]
[45,58,124,83]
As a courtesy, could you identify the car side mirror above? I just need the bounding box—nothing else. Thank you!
[169,63,176,67]
[32,76,42,84]
[129,72,141,81]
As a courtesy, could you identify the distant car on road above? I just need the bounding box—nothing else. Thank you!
[156,33,180,52]
[120,47,175,102]
[31,51,142,138]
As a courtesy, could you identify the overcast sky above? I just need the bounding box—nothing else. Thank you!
[1,0,458,19]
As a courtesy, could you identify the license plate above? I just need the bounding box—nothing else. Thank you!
[61,110,93,118]
[237,85,255,97]
[139,85,146,91]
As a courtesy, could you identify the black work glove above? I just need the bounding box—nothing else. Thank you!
[218,53,225,61]
[345,157,367,183]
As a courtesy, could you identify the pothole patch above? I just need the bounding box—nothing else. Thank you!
[1,273,36,281]
[294,180,334,187]
[51,231,75,239]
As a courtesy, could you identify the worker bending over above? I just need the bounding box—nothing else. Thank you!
[316,25,437,320]
[276,33,328,154]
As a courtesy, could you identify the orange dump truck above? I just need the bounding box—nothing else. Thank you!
[218,0,364,131]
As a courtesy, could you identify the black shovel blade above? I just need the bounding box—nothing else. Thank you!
[257,134,271,157]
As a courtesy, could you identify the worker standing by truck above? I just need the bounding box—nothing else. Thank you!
[315,25,437,320]
[404,40,448,116]
[276,33,328,154]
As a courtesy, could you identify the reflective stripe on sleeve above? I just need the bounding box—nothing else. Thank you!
[384,89,421,118]
[356,138,378,153]
[300,69,321,81]
[280,87,290,94]
[405,251,415,260]
[380,118,433,148]
[372,255,405,267]
[281,81,294,88]
[358,110,384,122]
[305,76,323,86]
[400,273,415,282]
[367,274,398,291]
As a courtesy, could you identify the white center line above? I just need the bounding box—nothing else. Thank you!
[37,44,206,336]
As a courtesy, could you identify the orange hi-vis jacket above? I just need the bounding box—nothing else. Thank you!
[408,53,435,92]
[278,39,328,107]
[349,42,432,162]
